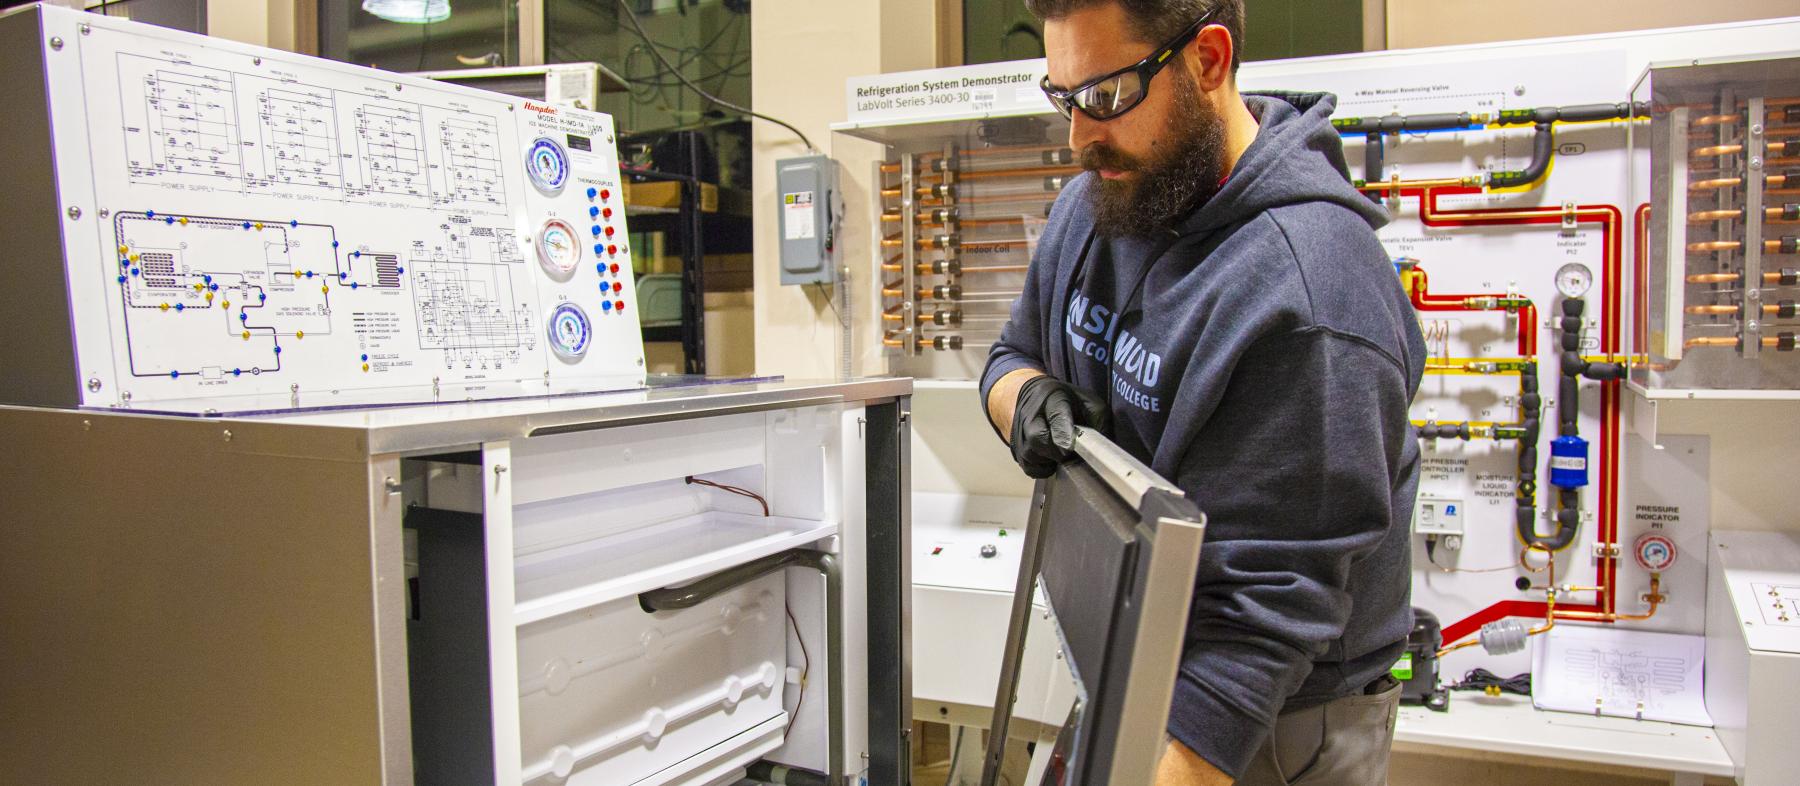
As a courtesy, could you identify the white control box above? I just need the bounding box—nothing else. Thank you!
[1704,530,1800,785]
[1413,496,1467,536]
[0,4,644,414]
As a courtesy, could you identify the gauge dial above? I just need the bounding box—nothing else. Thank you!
[1556,262,1594,299]
[1634,533,1677,572]
[547,302,592,362]
[526,137,570,196]
[536,219,581,280]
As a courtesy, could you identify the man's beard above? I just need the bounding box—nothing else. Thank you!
[1079,73,1228,238]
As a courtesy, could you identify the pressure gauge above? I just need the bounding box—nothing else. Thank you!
[536,219,581,280]
[546,302,592,362]
[1634,532,1677,573]
[526,137,570,196]
[1556,262,1594,299]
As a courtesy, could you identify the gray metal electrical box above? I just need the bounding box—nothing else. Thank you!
[777,155,839,285]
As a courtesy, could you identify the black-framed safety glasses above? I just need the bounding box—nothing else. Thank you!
[1039,9,1216,122]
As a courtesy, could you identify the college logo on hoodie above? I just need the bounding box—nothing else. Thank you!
[1065,290,1163,413]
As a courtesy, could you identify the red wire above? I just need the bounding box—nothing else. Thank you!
[686,476,770,516]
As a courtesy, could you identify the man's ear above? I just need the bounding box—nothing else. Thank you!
[1185,23,1234,92]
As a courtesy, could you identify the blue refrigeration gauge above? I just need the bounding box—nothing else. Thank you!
[547,302,592,361]
[527,137,571,196]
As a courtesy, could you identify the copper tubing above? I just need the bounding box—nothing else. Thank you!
[1688,175,1794,191]
[1437,546,1558,658]
[1690,142,1793,157]
[919,144,1070,161]
[883,213,1029,229]
[1685,272,1788,284]
[1693,111,1790,127]
[882,288,939,299]
[1685,335,1783,348]
[1688,207,1799,223]
[1686,239,1790,253]
[937,217,1028,229]
[881,236,960,249]
[881,312,953,324]
[1686,304,1780,315]
[879,263,1029,275]
[920,192,1060,206]
[1554,576,1663,622]
[1358,176,1484,193]
[956,165,1080,181]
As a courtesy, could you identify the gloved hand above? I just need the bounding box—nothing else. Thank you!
[1010,375,1110,479]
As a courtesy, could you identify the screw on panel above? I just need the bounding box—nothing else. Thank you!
[1751,157,1764,171]
[78,23,90,35]
[1752,124,1765,135]
[97,208,109,219]
[87,377,101,393]
[48,36,62,50]
[253,57,262,66]
[1513,85,1525,96]
[222,430,233,442]
[81,419,91,431]
[384,477,402,495]
[66,206,81,221]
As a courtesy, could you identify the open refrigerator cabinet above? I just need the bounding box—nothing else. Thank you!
[402,392,906,785]
[835,17,1800,785]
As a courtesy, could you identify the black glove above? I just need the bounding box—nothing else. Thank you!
[1010,375,1110,479]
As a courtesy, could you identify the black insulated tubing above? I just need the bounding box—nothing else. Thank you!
[1494,102,1649,125]
[1488,123,1555,189]
[1419,422,1472,440]
[1518,487,1582,553]
[1333,112,1482,134]
[746,761,830,786]
[1365,133,1386,186]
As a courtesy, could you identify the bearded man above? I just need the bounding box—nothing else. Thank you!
[979,1,1428,784]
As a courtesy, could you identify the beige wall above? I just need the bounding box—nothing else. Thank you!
[749,1,939,380]
[206,0,313,53]
[1387,0,1800,49]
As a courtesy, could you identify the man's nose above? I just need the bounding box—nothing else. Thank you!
[1069,110,1108,156]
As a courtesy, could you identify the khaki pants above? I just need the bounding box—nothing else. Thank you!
[1235,677,1402,785]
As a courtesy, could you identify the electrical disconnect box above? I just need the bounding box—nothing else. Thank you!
[777,154,840,286]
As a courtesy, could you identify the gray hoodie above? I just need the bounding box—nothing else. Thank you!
[981,91,1426,778]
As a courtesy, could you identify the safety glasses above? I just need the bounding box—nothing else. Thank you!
[1039,9,1215,122]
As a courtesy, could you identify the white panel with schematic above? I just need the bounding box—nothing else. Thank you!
[0,4,645,416]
